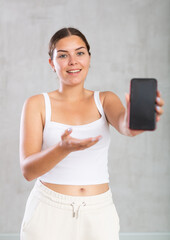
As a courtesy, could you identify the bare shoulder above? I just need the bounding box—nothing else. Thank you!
[23,94,45,113]
[24,93,44,105]
[99,91,120,106]
[22,94,45,126]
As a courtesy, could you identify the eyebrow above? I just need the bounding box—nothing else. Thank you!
[57,46,86,53]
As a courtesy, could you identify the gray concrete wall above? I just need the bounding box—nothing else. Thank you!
[0,0,169,234]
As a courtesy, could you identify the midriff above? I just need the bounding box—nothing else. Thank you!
[41,181,110,196]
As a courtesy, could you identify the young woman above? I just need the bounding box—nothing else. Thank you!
[20,27,164,240]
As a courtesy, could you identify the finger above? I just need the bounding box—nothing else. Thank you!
[125,93,130,109]
[71,136,102,149]
[155,106,164,115]
[77,136,102,145]
[61,128,72,140]
[86,135,102,144]
[125,93,130,127]
[156,97,164,107]
[86,138,102,147]
[74,135,102,143]
[79,142,97,150]
[157,90,161,98]
[156,115,160,122]
[85,137,102,148]
[77,139,101,150]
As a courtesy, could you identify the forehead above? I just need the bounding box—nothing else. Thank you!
[55,35,87,51]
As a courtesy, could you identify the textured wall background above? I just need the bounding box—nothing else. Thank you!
[0,0,169,234]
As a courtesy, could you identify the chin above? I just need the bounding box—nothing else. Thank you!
[64,78,84,86]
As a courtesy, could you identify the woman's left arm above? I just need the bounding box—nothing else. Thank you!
[102,91,164,137]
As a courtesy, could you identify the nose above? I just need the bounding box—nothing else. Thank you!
[68,54,77,66]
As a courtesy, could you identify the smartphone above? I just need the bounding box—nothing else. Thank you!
[129,78,157,130]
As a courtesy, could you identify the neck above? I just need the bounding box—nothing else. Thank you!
[58,83,86,101]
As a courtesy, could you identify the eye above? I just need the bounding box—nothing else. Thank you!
[77,52,85,56]
[58,54,68,58]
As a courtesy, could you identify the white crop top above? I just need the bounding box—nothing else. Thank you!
[38,91,111,185]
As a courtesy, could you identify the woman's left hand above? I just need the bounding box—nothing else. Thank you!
[155,90,164,121]
[125,90,164,136]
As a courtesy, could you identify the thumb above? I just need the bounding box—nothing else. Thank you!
[125,93,130,128]
[125,93,130,109]
[61,128,72,140]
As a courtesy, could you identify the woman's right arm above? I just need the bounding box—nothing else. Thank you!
[19,95,71,181]
[20,95,101,181]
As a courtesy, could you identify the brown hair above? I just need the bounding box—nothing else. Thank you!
[48,27,91,60]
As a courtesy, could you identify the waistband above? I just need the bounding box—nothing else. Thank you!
[34,179,112,204]
[32,180,113,219]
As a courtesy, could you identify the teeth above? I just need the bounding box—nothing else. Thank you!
[67,70,81,73]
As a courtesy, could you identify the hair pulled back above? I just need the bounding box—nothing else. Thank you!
[48,27,91,60]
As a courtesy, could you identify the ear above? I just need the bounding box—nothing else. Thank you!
[49,58,55,70]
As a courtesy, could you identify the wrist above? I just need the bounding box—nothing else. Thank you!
[57,141,72,155]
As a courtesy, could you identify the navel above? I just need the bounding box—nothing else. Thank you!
[80,187,85,191]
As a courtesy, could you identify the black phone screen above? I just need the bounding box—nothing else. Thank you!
[129,78,157,130]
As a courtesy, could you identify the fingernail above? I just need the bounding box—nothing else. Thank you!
[67,128,72,132]
[92,136,102,142]
[156,97,160,102]
[156,106,160,111]
[92,138,97,142]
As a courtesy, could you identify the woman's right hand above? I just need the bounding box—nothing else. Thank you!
[59,128,102,152]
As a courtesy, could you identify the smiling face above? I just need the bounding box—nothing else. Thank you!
[49,35,91,86]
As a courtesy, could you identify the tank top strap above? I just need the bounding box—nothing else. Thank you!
[42,93,51,123]
[94,91,105,116]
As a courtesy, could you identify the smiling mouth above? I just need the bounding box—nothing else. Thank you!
[67,69,82,73]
